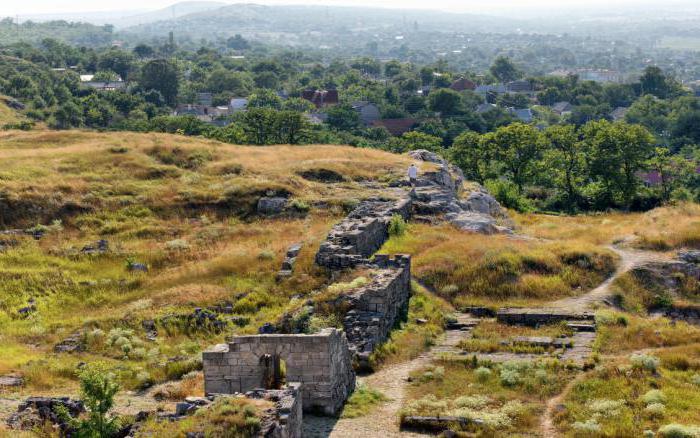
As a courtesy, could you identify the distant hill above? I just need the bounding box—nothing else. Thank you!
[0,18,113,46]
[122,3,523,40]
[110,1,227,28]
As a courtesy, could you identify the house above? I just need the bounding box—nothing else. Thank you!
[476,103,497,114]
[370,118,419,136]
[305,112,328,125]
[450,78,476,92]
[417,86,432,96]
[508,108,534,123]
[506,80,533,93]
[79,74,94,82]
[197,92,213,107]
[301,89,339,108]
[610,107,629,121]
[83,81,126,91]
[351,101,380,126]
[475,84,506,96]
[552,101,573,115]
[174,104,229,123]
[229,98,248,113]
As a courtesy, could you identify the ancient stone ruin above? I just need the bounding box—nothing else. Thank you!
[203,328,355,416]
[315,197,412,269]
[339,254,411,369]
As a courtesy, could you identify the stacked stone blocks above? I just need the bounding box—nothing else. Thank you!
[203,328,355,416]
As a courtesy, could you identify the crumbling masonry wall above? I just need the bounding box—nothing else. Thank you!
[315,197,411,269]
[341,255,412,369]
[203,328,355,416]
[248,383,303,438]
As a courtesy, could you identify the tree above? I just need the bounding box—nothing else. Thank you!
[240,108,275,145]
[450,130,488,183]
[226,34,250,50]
[140,59,179,106]
[490,56,522,83]
[485,123,542,191]
[273,111,309,144]
[647,147,695,202]
[428,88,463,116]
[282,98,315,113]
[639,66,672,99]
[52,100,83,129]
[97,49,135,81]
[326,104,361,131]
[247,89,282,110]
[206,69,253,95]
[132,44,154,59]
[58,364,120,438]
[583,120,655,209]
[543,125,586,209]
[388,131,443,154]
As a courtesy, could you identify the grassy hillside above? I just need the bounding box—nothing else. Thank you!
[0,98,23,126]
[1,129,699,436]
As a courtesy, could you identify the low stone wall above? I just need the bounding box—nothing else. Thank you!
[496,308,595,326]
[315,197,411,270]
[340,255,412,369]
[249,383,303,438]
[203,328,355,416]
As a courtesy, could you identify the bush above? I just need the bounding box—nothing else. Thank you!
[475,366,492,382]
[645,403,666,418]
[499,368,521,387]
[58,364,121,437]
[642,389,666,405]
[388,214,407,237]
[485,179,532,212]
[572,419,602,434]
[658,424,700,438]
[631,353,661,372]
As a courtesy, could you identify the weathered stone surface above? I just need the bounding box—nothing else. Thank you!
[497,308,595,326]
[679,250,700,264]
[248,383,303,438]
[408,151,513,235]
[0,375,23,388]
[6,397,84,432]
[257,197,288,215]
[53,332,85,353]
[445,211,512,235]
[336,255,411,369]
[203,328,355,416]
[315,197,411,270]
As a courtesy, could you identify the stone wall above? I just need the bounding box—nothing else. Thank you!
[339,255,412,369]
[203,328,355,416]
[248,383,303,438]
[315,197,411,269]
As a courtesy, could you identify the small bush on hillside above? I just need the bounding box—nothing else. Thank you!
[642,389,666,405]
[341,385,389,418]
[290,199,310,213]
[572,419,602,434]
[485,179,532,213]
[658,424,700,438]
[645,403,666,418]
[388,214,407,237]
[57,364,121,437]
[475,366,492,382]
[631,353,660,372]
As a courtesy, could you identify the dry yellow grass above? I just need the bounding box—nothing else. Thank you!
[514,203,700,249]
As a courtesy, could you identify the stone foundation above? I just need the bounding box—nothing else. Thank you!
[315,197,411,270]
[249,383,303,438]
[340,255,412,369]
[203,328,355,416]
[496,308,595,326]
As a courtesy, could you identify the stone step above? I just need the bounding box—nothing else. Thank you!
[497,307,595,326]
[566,322,597,332]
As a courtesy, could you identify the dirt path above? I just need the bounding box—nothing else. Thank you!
[548,245,669,310]
[303,315,476,438]
[540,371,590,438]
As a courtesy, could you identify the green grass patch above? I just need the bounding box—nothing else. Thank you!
[341,384,389,418]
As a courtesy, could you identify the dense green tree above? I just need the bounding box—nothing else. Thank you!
[428,88,463,116]
[484,123,542,191]
[489,56,522,83]
[450,130,488,183]
[140,59,179,106]
[543,124,586,208]
[97,49,135,81]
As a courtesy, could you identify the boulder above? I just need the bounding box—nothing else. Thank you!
[446,212,512,235]
[408,149,446,165]
[462,190,505,218]
[128,262,149,272]
[0,375,23,388]
[257,197,288,215]
[7,397,84,432]
[678,250,700,264]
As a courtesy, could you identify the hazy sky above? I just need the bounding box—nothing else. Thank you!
[0,0,686,17]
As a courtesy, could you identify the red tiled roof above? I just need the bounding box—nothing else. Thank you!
[450,78,476,91]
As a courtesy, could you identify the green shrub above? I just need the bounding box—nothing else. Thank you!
[485,179,532,212]
[642,389,666,405]
[658,424,700,438]
[631,353,660,372]
[341,385,389,418]
[388,214,407,237]
[475,366,492,382]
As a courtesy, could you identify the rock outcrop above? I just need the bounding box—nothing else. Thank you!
[408,150,513,234]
